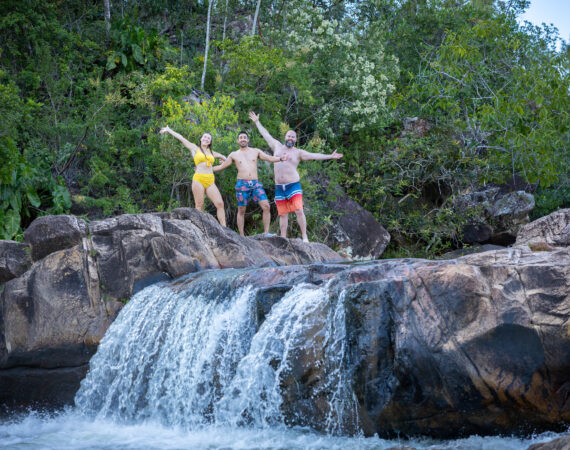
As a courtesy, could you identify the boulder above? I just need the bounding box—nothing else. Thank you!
[23,215,87,261]
[0,245,112,368]
[492,190,535,231]
[0,240,31,283]
[311,177,390,259]
[273,247,570,437]
[0,245,112,408]
[516,209,570,248]
[166,208,275,268]
[456,186,535,245]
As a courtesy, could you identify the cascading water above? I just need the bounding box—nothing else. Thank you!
[74,269,359,435]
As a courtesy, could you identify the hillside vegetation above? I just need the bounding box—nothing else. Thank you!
[1,0,568,257]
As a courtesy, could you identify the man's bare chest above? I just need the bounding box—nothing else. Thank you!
[234,151,258,167]
[277,148,301,165]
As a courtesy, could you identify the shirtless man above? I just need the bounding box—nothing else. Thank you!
[213,131,287,236]
[249,111,343,243]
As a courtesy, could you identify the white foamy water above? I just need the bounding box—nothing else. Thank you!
[1,272,568,449]
[0,410,564,449]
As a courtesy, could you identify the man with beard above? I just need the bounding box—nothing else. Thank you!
[249,111,343,243]
[213,130,287,236]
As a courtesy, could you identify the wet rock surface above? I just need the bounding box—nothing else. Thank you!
[528,434,570,450]
[166,248,570,438]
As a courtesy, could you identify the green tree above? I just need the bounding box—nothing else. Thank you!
[404,9,569,187]
[0,78,70,239]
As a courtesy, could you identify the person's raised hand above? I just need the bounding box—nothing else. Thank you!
[159,126,170,134]
[331,150,343,159]
[249,111,259,123]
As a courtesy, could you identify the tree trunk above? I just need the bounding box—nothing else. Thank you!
[251,0,262,36]
[222,0,229,43]
[201,0,216,90]
[103,0,111,36]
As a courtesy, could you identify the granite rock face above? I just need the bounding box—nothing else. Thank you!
[311,176,391,260]
[456,186,535,245]
[516,208,570,248]
[23,214,88,262]
[231,248,570,438]
[0,241,31,283]
[340,248,570,437]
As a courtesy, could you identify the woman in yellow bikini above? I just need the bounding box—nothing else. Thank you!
[159,126,227,226]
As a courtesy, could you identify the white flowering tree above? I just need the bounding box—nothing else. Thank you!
[262,0,399,138]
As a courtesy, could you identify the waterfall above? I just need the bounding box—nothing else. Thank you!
[75,269,359,435]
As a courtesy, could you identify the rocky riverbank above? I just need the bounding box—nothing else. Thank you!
[1,208,569,440]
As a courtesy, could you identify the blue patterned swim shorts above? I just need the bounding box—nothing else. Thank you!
[235,179,268,206]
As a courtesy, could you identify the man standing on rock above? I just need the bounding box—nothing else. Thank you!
[213,131,287,237]
[249,111,343,243]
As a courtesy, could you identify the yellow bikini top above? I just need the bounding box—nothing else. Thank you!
[194,150,215,167]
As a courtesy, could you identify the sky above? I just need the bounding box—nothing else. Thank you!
[519,0,570,46]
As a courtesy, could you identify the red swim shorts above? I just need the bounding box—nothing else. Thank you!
[275,181,303,215]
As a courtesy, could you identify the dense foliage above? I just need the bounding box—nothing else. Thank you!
[1,0,568,256]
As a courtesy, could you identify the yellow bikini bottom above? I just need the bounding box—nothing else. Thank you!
[193,173,215,189]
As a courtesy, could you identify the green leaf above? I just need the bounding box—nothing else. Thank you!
[52,183,71,213]
[106,55,117,70]
[2,208,20,240]
[26,189,41,208]
[9,192,21,213]
[132,44,144,64]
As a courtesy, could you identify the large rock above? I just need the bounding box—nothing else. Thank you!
[516,208,570,248]
[3,209,570,438]
[312,176,390,259]
[0,240,31,283]
[358,247,570,437]
[168,246,570,437]
[23,214,88,261]
[456,186,535,245]
[0,245,111,407]
[266,248,570,437]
